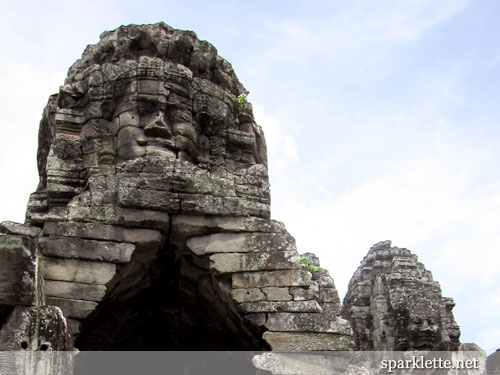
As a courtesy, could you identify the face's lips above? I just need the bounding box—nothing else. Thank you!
[139,137,176,152]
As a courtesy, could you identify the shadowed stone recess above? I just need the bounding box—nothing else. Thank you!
[341,240,461,351]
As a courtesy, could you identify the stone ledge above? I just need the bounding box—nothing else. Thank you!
[238,300,322,313]
[171,215,280,240]
[43,221,162,246]
[290,283,319,301]
[265,313,352,335]
[39,236,135,263]
[68,207,170,232]
[41,257,116,285]
[0,221,41,238]
[262,287,293,301]
[210,251,299,273]
[262,331,354,351]
[231,288,266,303]
[187,232,296,255]
[232,270,311,288]
[44,280,106,302]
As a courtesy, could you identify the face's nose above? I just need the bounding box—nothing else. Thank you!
[420,319,436,333]
[144,110,172,139]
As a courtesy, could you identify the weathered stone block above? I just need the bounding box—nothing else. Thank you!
[41,257,116,285]
[321,302,341,316]
[265,313,352,335]
[238,300,322,313]
[290,282,319,301]
[179,194,226,215]
[113,208,170,232]
[0,235,37,306]
[187,232,296,255]
[232,270,311,288]
[39,236,135,263]
[170,214,278,239]
[187,233,247,255]
[46,297,97,319]
[230,288,265,303]
[316,273,336,288]
[262,287,292,301]
[0,306,73,351]
[0,221,41,238]
[117,187,180,212]
[319,287,340,303]
[44,280,106,302]
[43,221,162,246]
[262,332,354,351]
[209,251,299,273]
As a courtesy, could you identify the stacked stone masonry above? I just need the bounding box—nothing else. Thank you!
[0,23,352,351]
[341,240,461,351]
[0,23,462,353]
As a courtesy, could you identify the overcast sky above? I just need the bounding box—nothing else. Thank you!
[1,0,499,353]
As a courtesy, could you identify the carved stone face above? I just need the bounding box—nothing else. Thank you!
[393,295,442,350]
[114,81,175,162]
[407,316,441,349]
[32,26,270,222]
[107,60,198,164]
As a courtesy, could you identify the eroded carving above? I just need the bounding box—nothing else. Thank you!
[342,240,460,350]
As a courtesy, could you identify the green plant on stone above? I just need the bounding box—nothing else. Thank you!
[299,256,323,273]
[237,93,247,106]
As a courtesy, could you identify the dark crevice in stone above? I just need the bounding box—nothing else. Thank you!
[0,306,13,332]
[75,241,267,350]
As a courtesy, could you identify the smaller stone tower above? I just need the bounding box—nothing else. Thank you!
[342,240,460,351]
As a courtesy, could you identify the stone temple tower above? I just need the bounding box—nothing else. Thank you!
[342,240,460,351]
[0,23,352,351]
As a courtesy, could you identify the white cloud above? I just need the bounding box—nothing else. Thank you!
[257,0,470,64]
[0,62,65,223]
[253,103,299,171]
[272,145,500,293]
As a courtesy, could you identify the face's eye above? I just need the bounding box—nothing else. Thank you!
[138,98,164,114]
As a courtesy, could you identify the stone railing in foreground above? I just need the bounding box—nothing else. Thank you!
[0,350,488,375]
